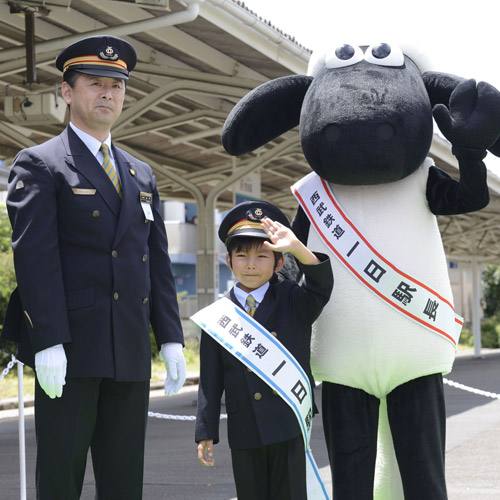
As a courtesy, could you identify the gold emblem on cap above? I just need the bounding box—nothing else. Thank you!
[99,46,119,61]
[247,208,264,221]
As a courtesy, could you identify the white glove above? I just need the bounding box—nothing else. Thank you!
[160,342,186,396]
[34,344,67,399]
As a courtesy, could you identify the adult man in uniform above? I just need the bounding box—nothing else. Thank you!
[2,35,186,499]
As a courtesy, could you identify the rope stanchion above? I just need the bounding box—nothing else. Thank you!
[17,360,26,500]
[0,355,27,500]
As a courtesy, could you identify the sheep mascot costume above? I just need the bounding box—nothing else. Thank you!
[221,42,500,500]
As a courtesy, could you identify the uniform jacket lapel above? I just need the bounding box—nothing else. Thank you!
[62,126,121,217]
[252,283,277,326]
[112,145,140,247]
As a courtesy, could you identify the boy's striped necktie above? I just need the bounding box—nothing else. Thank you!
[100,144,122,199]
[245,294,257,317]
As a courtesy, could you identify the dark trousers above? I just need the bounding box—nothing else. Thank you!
[231,435,306,500]
[35,377,150,500]
[322,374,448,500]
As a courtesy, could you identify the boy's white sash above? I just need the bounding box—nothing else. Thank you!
[291,172,463,346]
[191,297,330,500]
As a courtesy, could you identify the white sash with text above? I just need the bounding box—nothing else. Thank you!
[292,172,463,346]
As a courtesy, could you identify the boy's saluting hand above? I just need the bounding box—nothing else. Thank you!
[261,217,320,265]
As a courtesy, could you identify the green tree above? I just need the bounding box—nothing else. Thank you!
[480,264,500,348]
[0,203,12,251]
[482,264,500,318]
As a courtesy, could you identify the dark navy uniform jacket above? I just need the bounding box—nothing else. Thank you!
[2,125,183,381]
[195,255,333,450]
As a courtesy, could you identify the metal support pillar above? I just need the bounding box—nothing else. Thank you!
[24,10,37,84]
[471,255,482,357]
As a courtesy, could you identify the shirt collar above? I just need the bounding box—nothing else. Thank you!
[69,122,112,158]
[233,281,269,309]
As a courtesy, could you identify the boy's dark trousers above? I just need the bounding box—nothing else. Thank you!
[231,435,306,500]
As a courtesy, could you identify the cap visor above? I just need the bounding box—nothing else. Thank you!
[73,67,129,80]
[225,228,270,243]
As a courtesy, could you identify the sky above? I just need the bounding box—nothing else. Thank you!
[240,0,500,174]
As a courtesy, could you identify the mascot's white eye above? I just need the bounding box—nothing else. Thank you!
[325,44,364,69]
[364,43,404,67]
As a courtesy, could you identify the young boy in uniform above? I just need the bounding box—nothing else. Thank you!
[195,200,333,500]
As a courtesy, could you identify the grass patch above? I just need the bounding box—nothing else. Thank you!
[0,366,35,401]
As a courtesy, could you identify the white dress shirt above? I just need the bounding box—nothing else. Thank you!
[233,281,269,313]
[69,122,119,182]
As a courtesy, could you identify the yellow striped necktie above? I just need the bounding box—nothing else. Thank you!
[100,144,122,199]
[245,294,257,317]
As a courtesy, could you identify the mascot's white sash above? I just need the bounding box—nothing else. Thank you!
[292,172,463,346]
[191,297,330,500]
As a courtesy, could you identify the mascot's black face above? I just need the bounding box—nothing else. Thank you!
[300,44,433,185]
[222,41,500,186]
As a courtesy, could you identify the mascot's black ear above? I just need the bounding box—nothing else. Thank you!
[423,71,500,157]
[222,75,313,155]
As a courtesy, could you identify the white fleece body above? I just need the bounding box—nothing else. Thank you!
[309,158,456,398]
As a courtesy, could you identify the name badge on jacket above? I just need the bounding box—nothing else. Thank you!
[140,192,154,221]
[72,188,97,195]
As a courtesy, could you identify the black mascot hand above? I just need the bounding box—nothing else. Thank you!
[432,79,500,151]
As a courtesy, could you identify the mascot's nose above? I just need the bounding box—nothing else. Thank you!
[376,122,395,141]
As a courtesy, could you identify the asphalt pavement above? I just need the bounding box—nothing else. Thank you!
[0,349,499,500]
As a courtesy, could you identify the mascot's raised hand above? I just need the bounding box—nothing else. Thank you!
[433,78,500,151]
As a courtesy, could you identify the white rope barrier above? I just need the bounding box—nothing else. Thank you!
[0,355,17,381]
[147,379,500,421]
[148,411,227,420]
[443,377,500,400]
